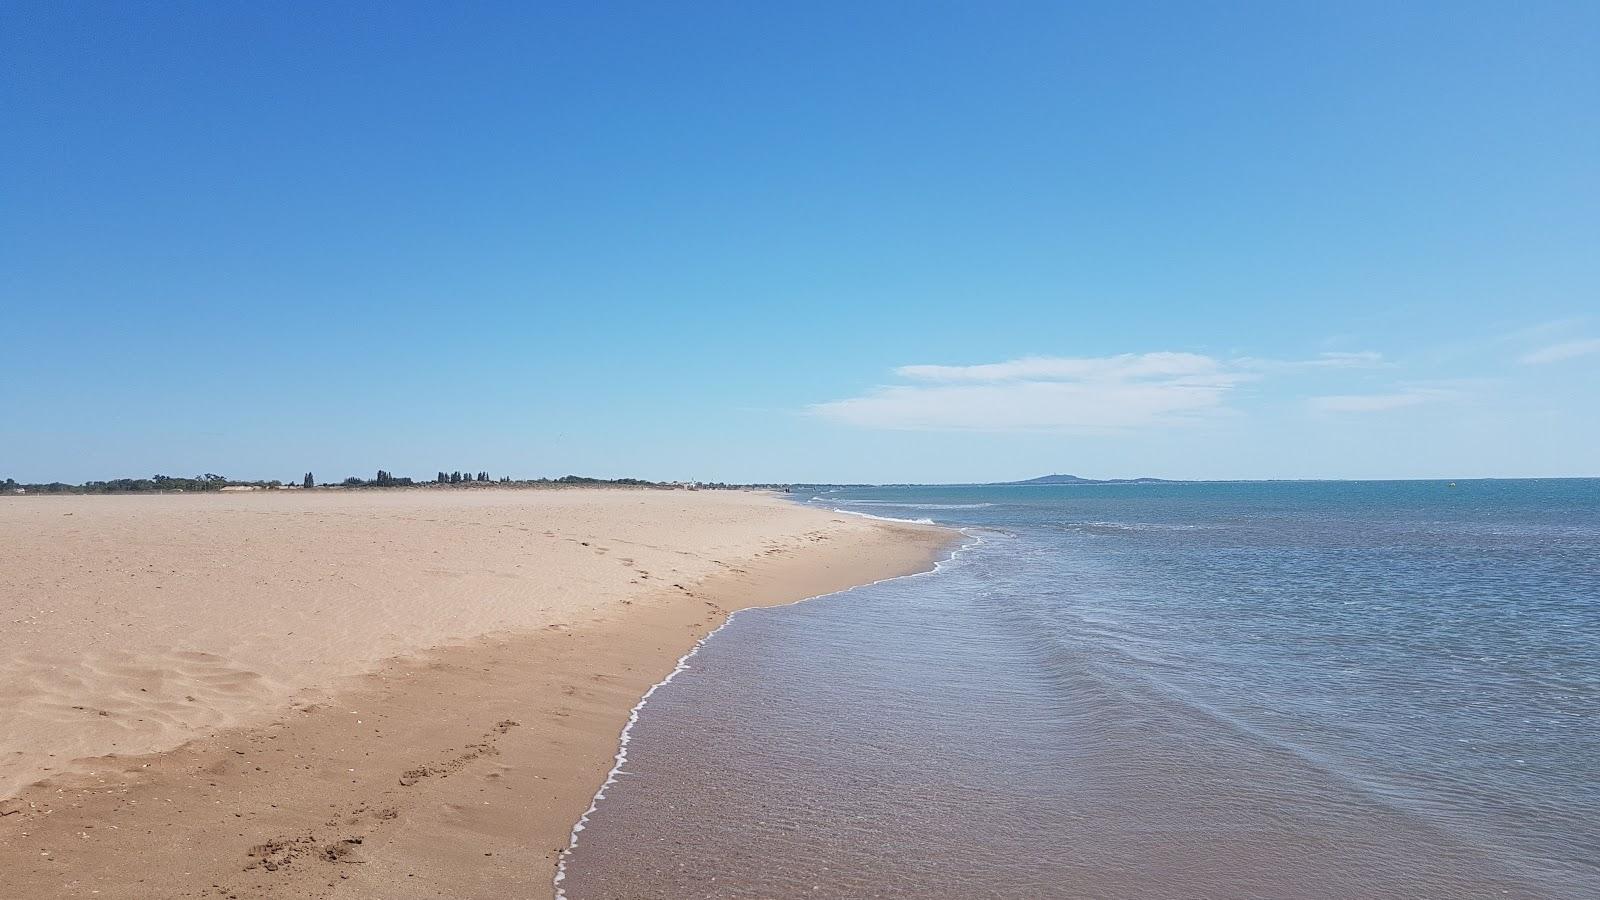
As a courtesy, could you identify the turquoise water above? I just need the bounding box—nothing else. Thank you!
[559,480,1600,898]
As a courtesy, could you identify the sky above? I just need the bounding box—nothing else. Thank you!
[2,2,1597,484]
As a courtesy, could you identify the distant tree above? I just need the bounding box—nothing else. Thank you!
[437,472,448,484]
[450,471,461,484]
[304,472,315,488]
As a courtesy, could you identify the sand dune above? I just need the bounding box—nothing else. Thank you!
[0,487,950,898]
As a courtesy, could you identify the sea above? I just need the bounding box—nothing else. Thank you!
[556,479,1600,899]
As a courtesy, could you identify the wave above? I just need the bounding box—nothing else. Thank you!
[844,501,997,510]
[831,508,937,525]
[1064,521,1204,533]
[974,586,1491,862]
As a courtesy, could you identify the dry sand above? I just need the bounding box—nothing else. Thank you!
[0,488,952,899]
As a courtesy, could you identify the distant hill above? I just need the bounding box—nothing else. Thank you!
[994,473,1175,485]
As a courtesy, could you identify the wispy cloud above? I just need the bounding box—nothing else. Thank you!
[814,350,1410,431]
[1309,387,1454,413]
[1305,350,1387,368]
[1519,338,1600,365]
[895,352,1227,384]
[896,350,1387,384]
[1235,351,1387,372]
[1500,317,1590,344]
[812,353,1251,432]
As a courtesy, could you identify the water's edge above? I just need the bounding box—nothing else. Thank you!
[552,519,979,897]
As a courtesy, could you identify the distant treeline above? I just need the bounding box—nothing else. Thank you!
[3,471,788,494]
[1,474,283,494]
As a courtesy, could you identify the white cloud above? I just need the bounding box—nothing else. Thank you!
[1500,317,1589,344]
[896,352,1223,383]
[811,353,1250,431]
[1519,338,1600,365]
[1310,388,1450,413]
[1307,351,1386,368]
[1234,351,1387,372]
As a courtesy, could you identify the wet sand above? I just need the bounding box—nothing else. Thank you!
[0,488,952,899]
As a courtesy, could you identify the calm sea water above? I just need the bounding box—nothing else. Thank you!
[557,480,1600,899]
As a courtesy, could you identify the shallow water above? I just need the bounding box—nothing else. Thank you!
[558,480,1600,898]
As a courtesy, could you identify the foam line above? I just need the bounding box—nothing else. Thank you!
[831,508,937,525]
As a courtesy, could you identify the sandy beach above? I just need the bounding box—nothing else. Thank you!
[0,488,951,899]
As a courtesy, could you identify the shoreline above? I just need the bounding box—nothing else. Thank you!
[0,489,954,899]
[554,517,977,897]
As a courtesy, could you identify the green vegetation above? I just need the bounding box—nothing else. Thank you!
[1,470,793,495]
[0,474,283,494]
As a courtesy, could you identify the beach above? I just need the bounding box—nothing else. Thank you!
[0,488,951,899]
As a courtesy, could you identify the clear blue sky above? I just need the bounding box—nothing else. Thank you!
[3,2,1596,483]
